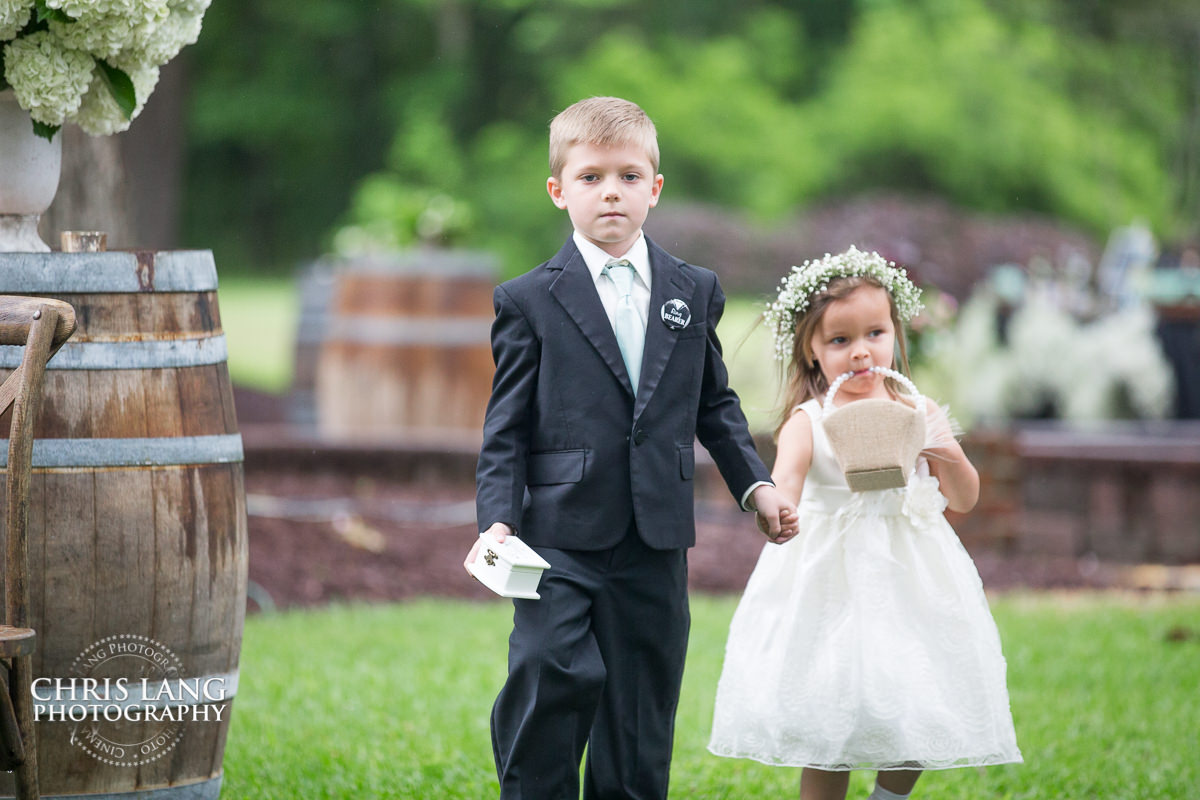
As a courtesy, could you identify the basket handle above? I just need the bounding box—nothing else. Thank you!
[823,366,922,418]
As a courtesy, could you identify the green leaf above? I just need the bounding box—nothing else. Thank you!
[32,120,60,141]
[34,0,73,24]
[96,61,136,120]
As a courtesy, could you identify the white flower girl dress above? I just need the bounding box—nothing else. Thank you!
[708,396,1022,771]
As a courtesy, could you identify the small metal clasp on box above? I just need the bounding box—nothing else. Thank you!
[467,533,551,600]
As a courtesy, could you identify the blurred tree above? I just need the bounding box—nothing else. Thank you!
[183,0,430,268]
[988,0,1200,240]
[182,0,1195,274]
[801,0,1173,233]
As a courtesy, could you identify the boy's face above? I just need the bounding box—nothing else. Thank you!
[547,141,664,257]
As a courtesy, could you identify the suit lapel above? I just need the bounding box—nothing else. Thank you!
[548,240,634,394]
[634,237,695,419]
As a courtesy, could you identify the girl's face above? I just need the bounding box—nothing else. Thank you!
[809,284,896,403]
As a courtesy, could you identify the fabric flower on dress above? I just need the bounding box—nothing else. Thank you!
[902,475,947,526]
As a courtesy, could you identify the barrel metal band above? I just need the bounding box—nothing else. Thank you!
[0,251,218,293]
[315,251,499,278]
[0,335,229,370]
[327,316,492,346]
[0,434,244,468]
[0,775,224,800]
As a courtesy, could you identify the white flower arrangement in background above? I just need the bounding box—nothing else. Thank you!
[914,224,1178,426]
[1,0,209,138]
[933,289,1175,425]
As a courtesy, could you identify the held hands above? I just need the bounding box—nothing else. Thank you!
[464,522,513,575]
[751,485,799,544]
[464,488,800,573]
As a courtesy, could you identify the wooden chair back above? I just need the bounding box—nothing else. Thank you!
[0,296,76,800]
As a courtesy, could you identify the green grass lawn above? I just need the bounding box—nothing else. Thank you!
[222,593,1200,799]
[217,276,299,394]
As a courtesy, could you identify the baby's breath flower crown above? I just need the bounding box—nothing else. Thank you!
[765,245,924,362]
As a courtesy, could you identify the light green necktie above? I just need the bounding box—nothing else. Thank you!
[603,258,644,395]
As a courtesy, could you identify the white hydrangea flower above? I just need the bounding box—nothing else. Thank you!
[0,1,34,41]
[764,245,925,362]
[168,0,209,14]
[69,58,158,135]
[6,0,205,135]
[44,0,168,21]
[3,30,95,125]
[48,3,169,60]
[124,6,202,66]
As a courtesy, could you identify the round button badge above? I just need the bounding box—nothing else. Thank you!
[660,299,691,330]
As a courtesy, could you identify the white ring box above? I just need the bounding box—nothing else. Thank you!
[467,532,551,599]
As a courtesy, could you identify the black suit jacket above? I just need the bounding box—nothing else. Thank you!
[475,236,770,550]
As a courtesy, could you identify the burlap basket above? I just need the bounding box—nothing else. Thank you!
[822,367,925,492]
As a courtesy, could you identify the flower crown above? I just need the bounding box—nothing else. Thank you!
[765,246,923,362]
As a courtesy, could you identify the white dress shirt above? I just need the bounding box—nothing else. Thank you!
[573,231,651,329]
[573,230,770,513]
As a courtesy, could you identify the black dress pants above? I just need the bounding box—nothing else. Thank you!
[490,528,690,800]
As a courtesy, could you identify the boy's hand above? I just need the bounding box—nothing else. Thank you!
[464,522,514,574]
[751,485,799,544]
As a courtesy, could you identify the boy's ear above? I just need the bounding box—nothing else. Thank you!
[547,176,568,209]
[648,173,664,207]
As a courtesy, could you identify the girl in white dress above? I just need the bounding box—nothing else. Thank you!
[709,248,1021,800]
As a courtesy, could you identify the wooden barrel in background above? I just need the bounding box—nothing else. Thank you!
[0,251,246,800]
[288,260,336,425]
[315,249,497,437]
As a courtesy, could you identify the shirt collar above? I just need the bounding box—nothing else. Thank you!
[573,231,651,290]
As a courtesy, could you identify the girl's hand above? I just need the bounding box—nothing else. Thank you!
[756,506,798,544]
[752,485,800,544]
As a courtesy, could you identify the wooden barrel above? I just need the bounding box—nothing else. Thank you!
[288,260,336,425]
[315,249,497,437]
[0,251,246,799]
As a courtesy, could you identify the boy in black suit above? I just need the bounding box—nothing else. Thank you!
[467,96,798,800]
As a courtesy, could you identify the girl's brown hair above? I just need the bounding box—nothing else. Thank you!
[775,276,913,438]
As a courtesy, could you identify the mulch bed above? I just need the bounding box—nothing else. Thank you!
[244,470,1128,613]
[236,388,1174,613]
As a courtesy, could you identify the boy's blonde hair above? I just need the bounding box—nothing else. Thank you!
[549,97,660,178]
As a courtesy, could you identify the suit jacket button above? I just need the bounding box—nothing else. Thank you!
[633,429,648,445]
